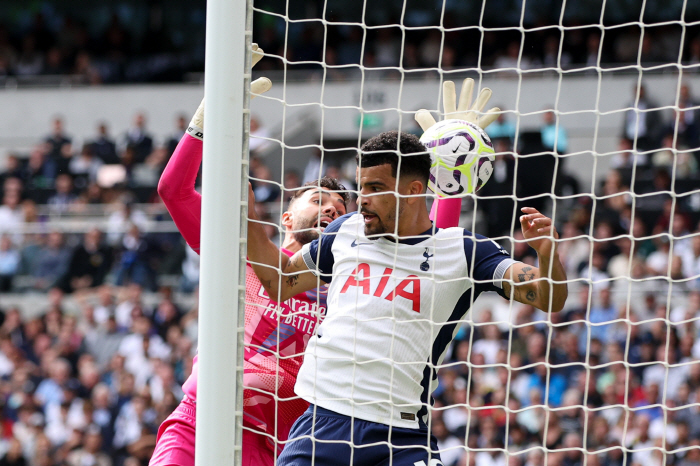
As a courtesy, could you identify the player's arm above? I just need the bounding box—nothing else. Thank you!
[246,184,320,302]
[501,207,568,312]
[157,43,271,253]
[158,132,205,252]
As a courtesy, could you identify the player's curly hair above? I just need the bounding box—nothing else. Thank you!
[288,176,349,208]
[357,131,430,189]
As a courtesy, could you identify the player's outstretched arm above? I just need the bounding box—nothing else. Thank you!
[246,184,320,302]
[502,207,568,312]
[158,43,272,253]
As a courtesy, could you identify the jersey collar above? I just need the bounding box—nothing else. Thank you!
[378,223,439,245]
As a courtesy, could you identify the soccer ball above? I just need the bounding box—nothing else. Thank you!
[419,119,495,197]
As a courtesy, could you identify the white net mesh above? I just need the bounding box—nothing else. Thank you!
[242,1,700,465]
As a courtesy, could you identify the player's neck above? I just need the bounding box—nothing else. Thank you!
[396,209,433,238]
[281,235,302,253]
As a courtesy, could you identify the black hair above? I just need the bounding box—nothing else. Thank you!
[287,176,349,208]
[357,131,431,188]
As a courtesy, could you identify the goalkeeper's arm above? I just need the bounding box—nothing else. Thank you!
[418,79,501,229]
[157,43,272,253]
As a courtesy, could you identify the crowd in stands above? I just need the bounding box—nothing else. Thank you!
[2,63,700,466]
[3,3,700,84]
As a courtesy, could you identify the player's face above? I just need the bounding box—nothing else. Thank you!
[288,188,346,244]
[358,164,405,237]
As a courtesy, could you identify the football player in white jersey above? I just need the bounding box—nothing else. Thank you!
[247,130,568,465]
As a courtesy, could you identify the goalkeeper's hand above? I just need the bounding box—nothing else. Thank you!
[187,43,272,140]
[414,78,500,131]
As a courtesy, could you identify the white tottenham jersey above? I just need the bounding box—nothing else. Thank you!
[298,212,515,429]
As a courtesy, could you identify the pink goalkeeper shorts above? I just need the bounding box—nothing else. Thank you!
[149,396,276,466]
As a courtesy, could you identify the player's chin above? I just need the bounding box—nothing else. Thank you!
[363,221,387,237]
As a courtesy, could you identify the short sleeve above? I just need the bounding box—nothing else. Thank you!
[301,212,354,284]
[463,231,515,292]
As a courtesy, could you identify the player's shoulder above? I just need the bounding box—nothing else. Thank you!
[325,212,358,234]
[461,229,510,255]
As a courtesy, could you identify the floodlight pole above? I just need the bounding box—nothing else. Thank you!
[195,0,249,464]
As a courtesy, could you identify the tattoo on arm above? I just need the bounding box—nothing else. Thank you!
[517,266,535,283]
[286,275,298,288]
[526,290,536,302]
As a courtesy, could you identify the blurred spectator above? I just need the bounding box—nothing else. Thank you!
[673,83,700,149]
[477,143,516,237]
[122,113,154,163]
[106,201,149,246]
[118,316,170,389]
[92,123,120,165]
[588,287,617,342]
[680,234,700,283]
[44,118,72,162]
[0,235,20,291]
[65,425,111,466]
[610,137,648,169]
[0,437,27,466]
[71,51,101,85]
[42,47,66,75]
[69,144,103,190]
[23,145,55,192]
[249,116,271,156]
[113,224,159,291]
[47,174,78,214]
[540,109,568,154]
[621,84,664,152]
[114,283,150,332]
[486,112,516,142]
[542,35,572,69]
[34,358,72,410]
[58,229,113,293]
[283,170,302,199]
[0,190,24,243]
[15,36,43,76]
[166,114,187,156]
[494,41,533,71]
[34,232,71,289]
[251,165,281,204]
[303,148,324,184]
[0,155,24,188]
[179,246,200,294]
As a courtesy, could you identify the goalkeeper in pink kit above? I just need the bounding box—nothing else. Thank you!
[149,45,348,466]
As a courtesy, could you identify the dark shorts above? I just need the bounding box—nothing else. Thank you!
[277,405,443,466]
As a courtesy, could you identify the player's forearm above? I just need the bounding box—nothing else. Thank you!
[535,249,568,313]
[430,197,462,228]
[246,216,292,302]
[158,134,203,252]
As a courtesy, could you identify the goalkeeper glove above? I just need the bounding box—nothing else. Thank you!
[187,43,272,140]
[414,78,500,131]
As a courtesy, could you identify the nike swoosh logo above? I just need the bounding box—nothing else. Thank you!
[452,147,460,153]
[351,239,374,247]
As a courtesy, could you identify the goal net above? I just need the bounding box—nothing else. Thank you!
[242,1,700,465]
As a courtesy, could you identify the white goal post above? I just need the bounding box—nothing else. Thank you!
[195,0,250,464]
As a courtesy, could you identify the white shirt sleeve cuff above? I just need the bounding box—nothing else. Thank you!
[493,258,517,289]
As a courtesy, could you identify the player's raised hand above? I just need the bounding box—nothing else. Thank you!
[519,207,559,257]
[414,78,501,132]
[187,43,272,139]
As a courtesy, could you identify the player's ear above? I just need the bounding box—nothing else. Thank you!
[405,179,425,204]
[281,211,293,228]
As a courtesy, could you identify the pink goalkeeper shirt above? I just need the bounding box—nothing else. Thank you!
[159,134,327,442]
